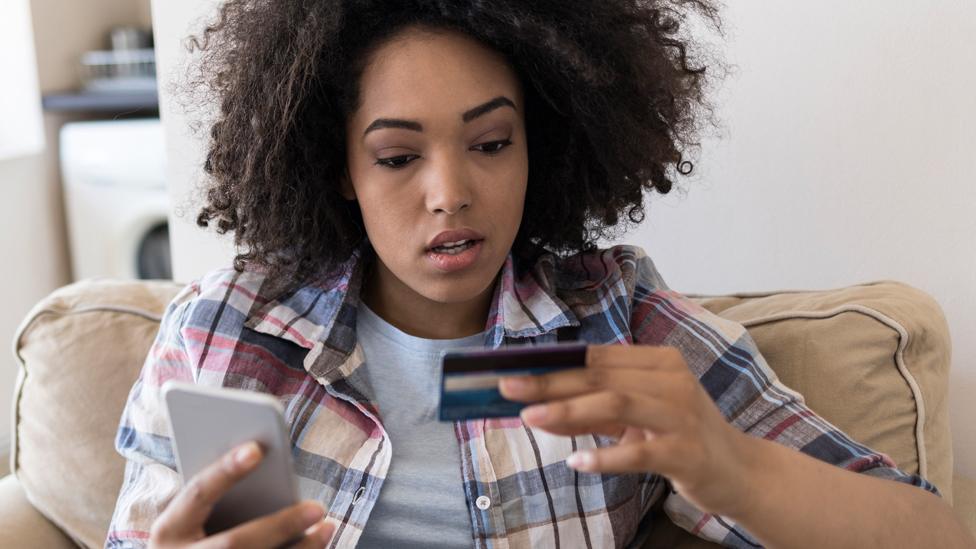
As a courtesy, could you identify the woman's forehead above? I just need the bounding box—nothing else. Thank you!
[351,27,523,127]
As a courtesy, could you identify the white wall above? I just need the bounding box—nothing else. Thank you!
[0,0,153,467]
[0,0,45,160]
[152,1,976,477]
[0,3,50,465]
[150,0,234,281]
[631,2,976,476]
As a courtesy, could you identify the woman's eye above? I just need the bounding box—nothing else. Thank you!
[472,139,512,154]
[375,139,511,170]
[375,155,419,169]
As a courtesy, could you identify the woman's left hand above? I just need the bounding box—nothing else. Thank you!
[499,343,756,518]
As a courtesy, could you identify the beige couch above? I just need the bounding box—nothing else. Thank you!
[2,278,974,548]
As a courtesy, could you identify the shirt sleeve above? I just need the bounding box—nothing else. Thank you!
[105,282,200,548]
[624,251,940,548]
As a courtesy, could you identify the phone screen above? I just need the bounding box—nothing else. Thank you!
[162,381,300,535]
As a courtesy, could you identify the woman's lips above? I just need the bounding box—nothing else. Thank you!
[425,239,484,273]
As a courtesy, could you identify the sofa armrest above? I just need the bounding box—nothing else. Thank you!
[0,474,79,549]
[691,281,955,500]
[953,473,976,538]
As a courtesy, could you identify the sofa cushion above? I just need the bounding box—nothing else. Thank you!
[952,473,976,535]
[0,474,77,549]
[11,279,183,549]
[10,278,955,548]
[687,280,953,504]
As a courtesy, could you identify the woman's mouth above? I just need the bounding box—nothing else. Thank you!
[430,239,478,254]
[426,239,484,272]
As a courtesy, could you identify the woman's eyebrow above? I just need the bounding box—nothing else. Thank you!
[461,96,516,123]
[362,95,516,137]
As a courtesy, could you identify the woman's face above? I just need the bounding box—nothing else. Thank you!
[344,26,528,307]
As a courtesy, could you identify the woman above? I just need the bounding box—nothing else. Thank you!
[106,1,971,548]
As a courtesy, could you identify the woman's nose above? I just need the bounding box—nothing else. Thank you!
[424,156,473,215]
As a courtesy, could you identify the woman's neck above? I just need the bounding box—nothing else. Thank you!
[360,257,496,340]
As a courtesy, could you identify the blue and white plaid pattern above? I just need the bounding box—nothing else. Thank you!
[106,243,939,548]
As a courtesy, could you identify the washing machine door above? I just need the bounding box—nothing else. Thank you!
[61,119,172,281]
[136,222,172,279]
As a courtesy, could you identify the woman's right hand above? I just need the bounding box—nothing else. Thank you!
[148,441,335,548]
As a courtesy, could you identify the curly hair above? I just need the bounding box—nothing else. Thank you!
[188,0,723,287]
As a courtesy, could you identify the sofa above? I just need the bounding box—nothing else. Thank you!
[2,278,974,548]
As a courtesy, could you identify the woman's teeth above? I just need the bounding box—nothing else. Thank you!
[432,240,475,254]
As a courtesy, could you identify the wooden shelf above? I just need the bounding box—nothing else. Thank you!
[42,89,159,114]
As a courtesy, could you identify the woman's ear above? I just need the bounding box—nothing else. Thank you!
[339,167,356,200]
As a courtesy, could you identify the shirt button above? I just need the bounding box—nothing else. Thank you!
[351,486,366,506]
[475,495,491,510]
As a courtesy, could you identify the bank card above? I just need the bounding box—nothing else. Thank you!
[438,342,588,421]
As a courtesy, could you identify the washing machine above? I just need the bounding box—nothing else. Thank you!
[60,118,172,280]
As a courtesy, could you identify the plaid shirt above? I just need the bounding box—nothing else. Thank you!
[106,243,939,548]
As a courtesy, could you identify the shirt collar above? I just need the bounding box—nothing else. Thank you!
[244,240,579,379]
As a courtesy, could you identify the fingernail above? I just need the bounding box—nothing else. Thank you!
[303,503,325,523]
[501,377,529,394]
[520,405,547,424]
[317,521,335,542]
[303,519,332,542]
[566,451,594,470]
[234,442,261,468]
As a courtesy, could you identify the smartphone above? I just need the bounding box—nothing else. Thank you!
[439,342,588,421]
[162,381,300,535]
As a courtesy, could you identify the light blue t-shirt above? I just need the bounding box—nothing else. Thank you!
[355,303,483,549]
